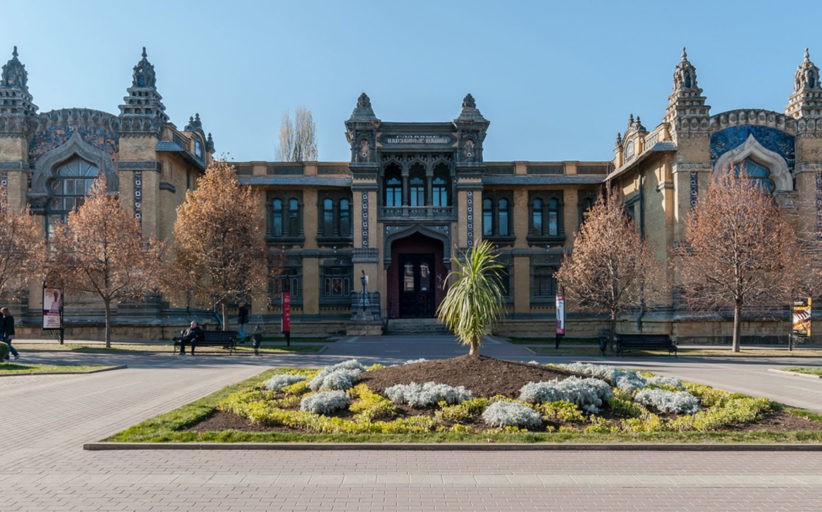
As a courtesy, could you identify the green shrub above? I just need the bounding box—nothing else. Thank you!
[349,383,397,421]
[607,395,645,418]
[0,342,8,361]
[436,397,490,422]
[536,401,587,423]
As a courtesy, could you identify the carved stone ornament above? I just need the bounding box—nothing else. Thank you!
[2,46,27,89]
[132,47,156,88]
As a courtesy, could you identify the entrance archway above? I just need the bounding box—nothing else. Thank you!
[387,232,446,318]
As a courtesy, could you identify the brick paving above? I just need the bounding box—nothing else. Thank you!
[1,337,822,510]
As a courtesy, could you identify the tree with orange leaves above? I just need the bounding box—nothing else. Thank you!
[49,177,165,347]
[555,193,665,344]
[170,160,268,329]
[673,171,816,352]
[0,190,45,299]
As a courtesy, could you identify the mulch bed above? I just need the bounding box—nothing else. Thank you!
[185,355,822,434]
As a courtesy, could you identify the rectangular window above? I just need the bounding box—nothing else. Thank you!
[533,266,558,298]
[548,211,558,236]
[321,266,352,297]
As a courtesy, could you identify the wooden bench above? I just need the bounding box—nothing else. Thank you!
[172,330,238,354]
[615,333,677,357]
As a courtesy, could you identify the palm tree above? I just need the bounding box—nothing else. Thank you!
[437,241,507,355]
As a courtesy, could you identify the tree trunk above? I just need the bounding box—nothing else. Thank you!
[104,299,112,349]
[609,310,618,348]
[732,301,742,353]
[221,301,228,331]
[469,336,478,356]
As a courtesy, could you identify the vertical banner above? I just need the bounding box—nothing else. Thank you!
[281,292,291,332]
[43,287,63,329]
[792,298,812,337]
[556,294,565,335]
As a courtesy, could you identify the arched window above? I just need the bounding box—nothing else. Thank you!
[482,198,494,237]
[288,198,300,235]
[323,198,334,235]
[384,167,402,207]
[47,156,100,234]
[498,198,509,237]
[548,198,560,236]
[531,198,543,234]
[271,199,283,237]
[735,158,775,193]
[409,166,425,207]
[432,175,448,207]
[339,199,351,236]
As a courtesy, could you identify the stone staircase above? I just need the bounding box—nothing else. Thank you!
[384,317,451,335]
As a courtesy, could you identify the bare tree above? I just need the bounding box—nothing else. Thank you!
[673,171,816,352]
[170,160,268,329]
[555,193,665,342]
[49,177,165,347]
[0,191,45,299]
[277,106,317,162]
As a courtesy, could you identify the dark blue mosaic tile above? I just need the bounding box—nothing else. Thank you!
[710,125,794,171]
[28,125,119,164]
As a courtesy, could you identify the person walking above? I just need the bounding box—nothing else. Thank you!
[237,301,250,343]
[1,307,19,361]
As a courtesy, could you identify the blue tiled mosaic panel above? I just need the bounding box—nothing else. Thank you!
[28,126,119,164]
[710,125,794,171]
[711,124,795,171]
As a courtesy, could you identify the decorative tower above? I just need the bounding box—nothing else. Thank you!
[0,46,37,133]
[118,47,167,136]
[785,48,822,119]
[663,48,710,137]
[453,93,489,166]
[345,92,379,165]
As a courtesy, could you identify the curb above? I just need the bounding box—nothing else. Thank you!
[0,364,127,377]
[767,368,822,380]
[83,441,822,452]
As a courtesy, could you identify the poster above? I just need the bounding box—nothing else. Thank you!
[556,294,565,335]
[43,287,63,329]
[792,298,812,337]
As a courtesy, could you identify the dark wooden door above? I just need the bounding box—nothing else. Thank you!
[398,254,435,318]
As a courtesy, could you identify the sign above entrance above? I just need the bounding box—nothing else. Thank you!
[381,134,453,145]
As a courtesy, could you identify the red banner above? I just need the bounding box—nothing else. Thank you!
[282,292,291,332]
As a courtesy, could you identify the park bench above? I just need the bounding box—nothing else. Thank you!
[172,330,238,354]
[614,333,677,357]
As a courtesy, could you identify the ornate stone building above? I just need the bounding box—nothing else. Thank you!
[2,46,820,342]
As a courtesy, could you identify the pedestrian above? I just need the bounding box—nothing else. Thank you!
[178,320,204,355]
[237,300,250,343]
[1,307,19,361]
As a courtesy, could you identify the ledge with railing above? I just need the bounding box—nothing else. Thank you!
[379,205,455,220]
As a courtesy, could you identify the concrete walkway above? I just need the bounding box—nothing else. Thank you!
[2,335,821,511]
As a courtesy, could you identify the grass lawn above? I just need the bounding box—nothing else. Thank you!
[529,346,822,357]
[0,362,120,375]
[106,367,822,445]
[16,342,325,354]
[784,367,822,376]
[507,337,599,345]
[260,336,334,343]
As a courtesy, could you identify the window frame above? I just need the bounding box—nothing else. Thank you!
[481,190,515,245]
[266,191,304,245]
[527,190,565,246]
[316,191,354,246]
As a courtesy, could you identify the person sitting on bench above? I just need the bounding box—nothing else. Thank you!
[179,321,204,355]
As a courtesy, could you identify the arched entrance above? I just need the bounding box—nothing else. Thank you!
[387,232,446,318]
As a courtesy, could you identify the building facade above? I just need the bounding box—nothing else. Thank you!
[2,46,821,342]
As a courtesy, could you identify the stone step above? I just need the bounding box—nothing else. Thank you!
[384,318,450,335]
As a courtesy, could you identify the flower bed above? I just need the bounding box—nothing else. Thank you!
[213,358,792,435]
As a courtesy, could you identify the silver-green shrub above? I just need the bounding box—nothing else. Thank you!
[519,376,613,413]
[264,374,307,391]
[403,358,428,365]
[384,382,474,407]
[558,362,682,393]
[634,389,700,414]
[482,401,542,429]
[300,390,351,414]
[309,359,366,391]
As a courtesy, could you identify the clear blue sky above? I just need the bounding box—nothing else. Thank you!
[3,0,820,163]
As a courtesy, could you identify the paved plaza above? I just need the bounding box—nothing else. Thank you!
[2,335,822,511]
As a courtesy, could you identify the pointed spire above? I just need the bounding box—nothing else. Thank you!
[786,47,822,119]
[663,47,710,132]
[206,132,215,152]
[0,46,37,117]
[615,132,622,146]
[119,47,167,135]
[348,91,377,122]
[456,92,487,123]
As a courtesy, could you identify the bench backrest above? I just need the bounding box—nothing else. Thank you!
[203,330,238,341]
[617,334,671,343]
